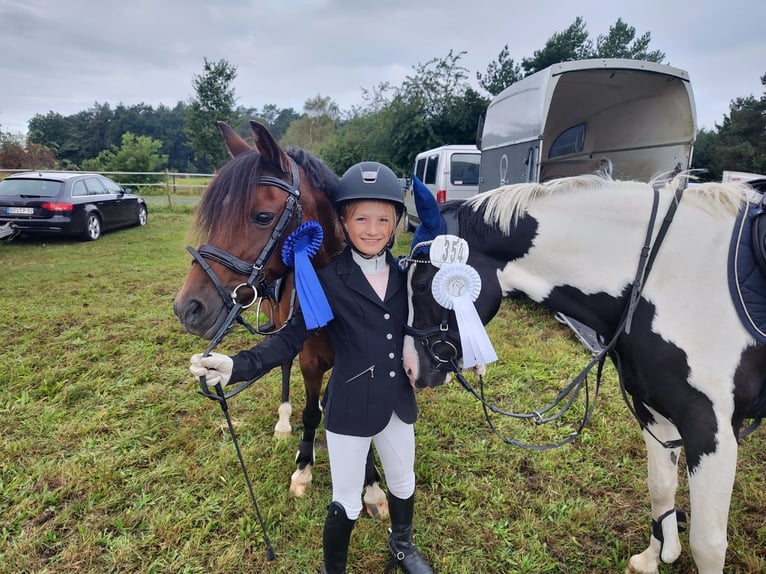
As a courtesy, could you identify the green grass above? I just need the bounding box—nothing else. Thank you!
[1,205,764,573]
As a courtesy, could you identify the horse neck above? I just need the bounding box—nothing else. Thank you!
[314,211,344,267]
[462,195,635,338]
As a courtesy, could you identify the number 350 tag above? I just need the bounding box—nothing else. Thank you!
[429,235,469,268]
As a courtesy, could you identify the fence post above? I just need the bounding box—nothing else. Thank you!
[164,170,172,207]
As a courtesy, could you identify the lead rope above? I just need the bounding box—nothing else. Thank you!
[188,172,305,564]
[196,314,277,562]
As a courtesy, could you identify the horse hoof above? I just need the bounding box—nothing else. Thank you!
[289,467,312,498]
[363,483,389,519]
[364,500,389,519]
[273,429,292,439]
[290,481,308,497]
[625,554,659,574]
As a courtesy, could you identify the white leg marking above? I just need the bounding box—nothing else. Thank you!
[273,401,293,438]
[687,425,737,574]
[628,415,682,573]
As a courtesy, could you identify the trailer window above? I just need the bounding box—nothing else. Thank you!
[549,122,586,158]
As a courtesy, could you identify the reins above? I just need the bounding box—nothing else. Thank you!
[429,182,689,450]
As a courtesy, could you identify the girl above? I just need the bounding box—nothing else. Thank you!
[190,162,433,574]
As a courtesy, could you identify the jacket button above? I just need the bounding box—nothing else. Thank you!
[386,333,393,340]
[389,371,396,378]
[384,313,391,320]
[388,352,395,359]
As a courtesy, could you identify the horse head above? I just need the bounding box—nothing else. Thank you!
[173,120,342,339]
[403,177,503,388]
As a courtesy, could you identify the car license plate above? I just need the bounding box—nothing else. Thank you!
[6,207,34,215]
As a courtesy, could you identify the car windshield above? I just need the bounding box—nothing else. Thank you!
[0,179,64,198]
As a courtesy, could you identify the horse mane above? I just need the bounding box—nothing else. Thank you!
[466,174,618,234]
[659,173,749,219]
[194,147,339,244]
[466,172,749,235]
[285,147,340,194]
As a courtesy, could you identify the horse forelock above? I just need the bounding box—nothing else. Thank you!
[195,150,262,245]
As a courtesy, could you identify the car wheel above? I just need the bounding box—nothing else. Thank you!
[137,204,148,226]
[83,213,102,241]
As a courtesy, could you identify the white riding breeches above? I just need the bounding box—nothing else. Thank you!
[325,412,416,520]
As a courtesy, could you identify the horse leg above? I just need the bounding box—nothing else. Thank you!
[685,424,737,574]
[362,446,388,519]
[628,414,683,574]
[273,361,293,439]
[289,372,323,498]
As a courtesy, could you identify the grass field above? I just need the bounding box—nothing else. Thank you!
[1,204,764,573]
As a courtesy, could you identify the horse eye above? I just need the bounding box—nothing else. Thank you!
[413,280,429,293]
[252,212,275,226]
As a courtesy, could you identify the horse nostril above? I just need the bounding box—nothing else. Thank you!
[176,298,205,326]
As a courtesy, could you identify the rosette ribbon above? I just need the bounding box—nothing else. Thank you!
[282,221,334,329]
[431,262,498,369]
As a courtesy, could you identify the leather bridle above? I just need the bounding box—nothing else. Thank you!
[187,157,303,347]
[405,307,462,370]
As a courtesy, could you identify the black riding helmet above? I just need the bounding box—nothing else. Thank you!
[334,161,405,220]
[334,161,405,256]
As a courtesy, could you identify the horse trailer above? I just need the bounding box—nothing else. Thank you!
[477,58,697,191]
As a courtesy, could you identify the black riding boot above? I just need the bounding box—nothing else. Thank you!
[321,501,356,574]
[385,493,434,574]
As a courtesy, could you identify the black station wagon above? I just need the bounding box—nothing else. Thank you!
[0,171,148,241]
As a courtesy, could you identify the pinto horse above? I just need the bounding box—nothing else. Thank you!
[173,121,387,517]
[402,174,766,574]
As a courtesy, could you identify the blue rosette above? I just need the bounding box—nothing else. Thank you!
[282,221,334,329]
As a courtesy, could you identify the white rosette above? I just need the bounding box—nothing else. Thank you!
[431,262,498,369]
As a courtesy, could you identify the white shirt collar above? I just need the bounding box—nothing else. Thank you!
[351,250,387,274]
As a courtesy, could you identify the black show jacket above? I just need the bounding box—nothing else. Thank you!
[230,247,418,437]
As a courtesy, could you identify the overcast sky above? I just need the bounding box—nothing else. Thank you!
[1,0,764,137]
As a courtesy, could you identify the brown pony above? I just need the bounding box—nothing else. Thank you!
[173,121,387,517]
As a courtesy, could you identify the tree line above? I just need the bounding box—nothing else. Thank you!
[0,17,763,182]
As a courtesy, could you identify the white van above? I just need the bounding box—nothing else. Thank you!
[722,170,766,184]
[403,144,480,230]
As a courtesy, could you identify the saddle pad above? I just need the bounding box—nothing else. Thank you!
[728,203,766,343]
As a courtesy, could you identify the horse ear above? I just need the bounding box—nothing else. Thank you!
[413,175,446,239]
[250,120,292,175]
[217,122,251,157]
